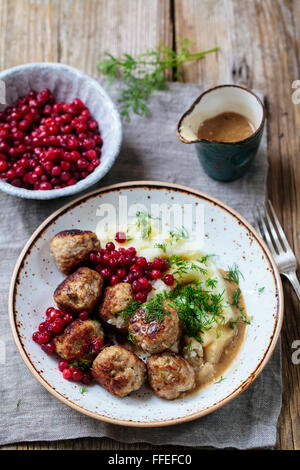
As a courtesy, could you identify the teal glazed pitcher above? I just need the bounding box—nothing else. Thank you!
[176,85,265,182]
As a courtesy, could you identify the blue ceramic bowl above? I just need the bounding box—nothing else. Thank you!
[177,85,265,182]
[0,63,122,199]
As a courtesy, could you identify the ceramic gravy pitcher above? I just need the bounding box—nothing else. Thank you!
[176,85,265,182]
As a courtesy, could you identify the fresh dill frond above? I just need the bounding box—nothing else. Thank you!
[206,278,218,289]
[14,399,21,411]
[120,300,142,318]
[135,210,158,239]
[170,255,207,278]
[215,376,226,384]
[231,287,251,325]
[144,294,171,323]
[97,40,219,121]
[169,226,189,241]
[231,287,242,308]
[224,263,244,285]
[128,331,136,344]
[80,387,87,395]
[171,283,225,339]
[199,254,213,264]
[154,242,167,252]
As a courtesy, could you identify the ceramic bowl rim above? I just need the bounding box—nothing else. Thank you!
[0,62,122,199]
[176,84,266,145]
[8,180,284,427]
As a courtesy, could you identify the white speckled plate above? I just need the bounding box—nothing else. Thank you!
[9,181,283,426]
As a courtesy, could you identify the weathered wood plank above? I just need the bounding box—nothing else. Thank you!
[0,0,172,75]
[1,0,300,452]
[0,0,173,452]
[175,0,300,450]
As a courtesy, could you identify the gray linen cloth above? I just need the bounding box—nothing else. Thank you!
[0,83,281,448]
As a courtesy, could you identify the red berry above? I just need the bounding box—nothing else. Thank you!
[89,252,97,264]
[153,258,165,270]
[38,332,50,344]
[132,280,141,292]
[92,338,104,354]
[32,331,40,343]
[79,311,89,321]
[110,274,120,286]
[151,269,162,280]
[100,268,111,279]
[72,369,83,381]
[50,318,65,334]
[49,309,61,322]
[46,307,55,317]
[41,342,55,354]
[62,368,72,380]
[115,232,127,244]
[0,160,8,172]
[163,274,175,286]
[106,242,115,251]
[58,360,68,372]
[136,257,147,269]
[135,291,147,303]
[38,321,49,333]
[82,372,92,385]
[139,277,150,290]
[116,268,126,280]
[63,313,74,324]
[127,247,136,257]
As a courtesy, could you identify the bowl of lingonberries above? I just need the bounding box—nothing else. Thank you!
[0,63,122,199]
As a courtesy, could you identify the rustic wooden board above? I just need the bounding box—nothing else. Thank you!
[1,0,300,451]
[174,0,300,450]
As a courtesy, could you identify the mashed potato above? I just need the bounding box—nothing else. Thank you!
[96,215,241,371]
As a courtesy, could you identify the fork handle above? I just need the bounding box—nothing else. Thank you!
[283,271,300,301]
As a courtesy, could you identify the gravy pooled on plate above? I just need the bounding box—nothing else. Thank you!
[197,112,255,143]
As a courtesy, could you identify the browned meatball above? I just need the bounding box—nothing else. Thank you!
[53,319,103,362]
[54,267,103,314]
[128,301,180,354]
[98,283,133,330]
[92,345,146,397]
[50,229,100,275]
[147,352,195,400]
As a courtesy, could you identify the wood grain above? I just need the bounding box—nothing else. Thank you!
[175,0,300,450]
[0,0,172,74]
[1,0,300,451]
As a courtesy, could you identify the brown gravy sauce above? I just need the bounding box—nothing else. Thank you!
[197,111,255,143]
[187,269,248,395]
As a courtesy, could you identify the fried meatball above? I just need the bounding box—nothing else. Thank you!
[128,301,180,354]
[50,229,100,274]
[92,345,146,397]
[98,283,133,330]
[147,352,195,400]
[54,267,103,314]
[53,319,103,362]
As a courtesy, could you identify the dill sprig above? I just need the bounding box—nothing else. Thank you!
[135,210,158,239]
[120,300,142,318]
[144,295,171,323]
[169,226,189,241]
[224,263,244,285]
[154,242,167,252]
[168,282,225,340]
[231,287,251,325]
[97,39,219,121]
[170,255,207,278]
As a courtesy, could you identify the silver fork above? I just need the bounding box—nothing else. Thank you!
[252,199,300,300]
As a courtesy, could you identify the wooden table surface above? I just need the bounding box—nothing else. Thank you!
[1,0,299,451]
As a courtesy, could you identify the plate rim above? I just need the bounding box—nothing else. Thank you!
[8,180,284,427]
